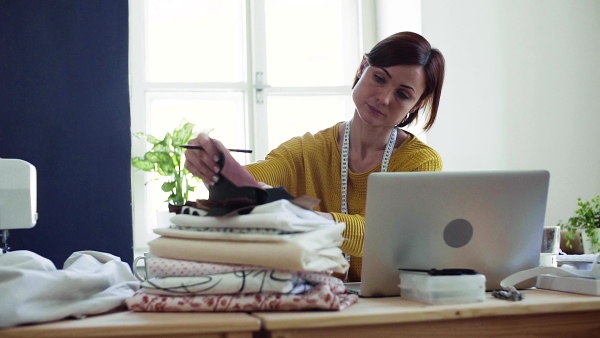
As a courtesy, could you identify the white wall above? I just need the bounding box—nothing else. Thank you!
[420,0,600,227]
[375,0,422,38]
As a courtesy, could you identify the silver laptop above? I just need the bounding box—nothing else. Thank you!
[348,170,550,297]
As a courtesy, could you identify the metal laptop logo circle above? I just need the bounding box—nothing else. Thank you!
[443,218,473,248]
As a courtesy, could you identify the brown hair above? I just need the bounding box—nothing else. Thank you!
[352,32,445,131]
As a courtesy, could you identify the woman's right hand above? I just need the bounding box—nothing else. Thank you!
[184,133,226,186]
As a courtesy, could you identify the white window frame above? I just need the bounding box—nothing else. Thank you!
[128,0,381,258]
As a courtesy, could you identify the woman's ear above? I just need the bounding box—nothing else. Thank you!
[410,99,425,114]
[352,56,369,89]
[409,105,420,115]
[356,56,368,78]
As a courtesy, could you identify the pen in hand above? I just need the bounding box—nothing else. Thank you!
[180,145,253,154]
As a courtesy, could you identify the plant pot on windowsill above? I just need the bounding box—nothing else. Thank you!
[168,201,197,214]
[560,229,584,254]
[559,195,600,254]
[132,119,204,216]
[581,229,600,254]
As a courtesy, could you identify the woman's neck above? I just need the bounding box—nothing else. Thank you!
[348,118,396,158]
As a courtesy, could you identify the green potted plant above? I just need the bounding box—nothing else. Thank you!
[131,119,204,214]
[559,195,600,254]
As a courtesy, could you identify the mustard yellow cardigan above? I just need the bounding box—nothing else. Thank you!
[245,122,442,281]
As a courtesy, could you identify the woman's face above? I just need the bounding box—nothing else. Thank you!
[352,63,426,128]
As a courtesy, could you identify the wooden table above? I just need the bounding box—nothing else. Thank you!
[253,290,600,338]
[2,290,600,338]
[0,311,261,338]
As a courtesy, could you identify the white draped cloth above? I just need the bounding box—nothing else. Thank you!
[0,250,140,328]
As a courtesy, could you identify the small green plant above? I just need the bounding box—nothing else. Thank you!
[131,119,205,209]
[558,195,600,253]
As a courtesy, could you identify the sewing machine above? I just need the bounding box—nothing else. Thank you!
[0,158,38,254]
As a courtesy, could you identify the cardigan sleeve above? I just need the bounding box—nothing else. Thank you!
[331,212,365,257]
[244,137,306,196]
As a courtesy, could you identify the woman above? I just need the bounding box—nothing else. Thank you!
[185,31,445,282]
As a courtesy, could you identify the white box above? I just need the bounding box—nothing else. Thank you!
[399,271,486,304]
[536,274,600,296]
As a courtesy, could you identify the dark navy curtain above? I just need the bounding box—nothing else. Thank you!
[0,0,133,266]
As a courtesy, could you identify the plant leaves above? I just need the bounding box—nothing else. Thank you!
[559,195,600,250]
[144,151,170,163]
[157,164,175,176]
[142,151,173,176]
[132,119,204,206]
[161,181,176,193]
[146,134,161,145]
[131,157,155,171]
[172,122,194,146]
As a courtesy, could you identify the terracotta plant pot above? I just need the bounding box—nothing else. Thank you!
[560,230,584,254]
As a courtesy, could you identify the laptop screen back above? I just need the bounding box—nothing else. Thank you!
[359,170,550,297]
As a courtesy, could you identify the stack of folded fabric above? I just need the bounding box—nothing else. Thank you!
[126,147,357,312]
[126,199,357,312]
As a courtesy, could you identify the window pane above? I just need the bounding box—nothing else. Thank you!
[146,92,249,211]
[264,0,352,86]
[146,0,245,82]
[266,95,354,150]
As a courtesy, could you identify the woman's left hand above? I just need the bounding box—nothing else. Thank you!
[184,133,226,186]
[315,211,334,220]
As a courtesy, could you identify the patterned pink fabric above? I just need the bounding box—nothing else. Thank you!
[144,257,253,278]
[126,284,358,312]
[141,257,346,292]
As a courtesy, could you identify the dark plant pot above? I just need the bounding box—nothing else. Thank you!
[168,204,182,214]
[168,201,196,214]
[560,229,584,254]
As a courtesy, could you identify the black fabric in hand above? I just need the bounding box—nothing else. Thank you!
[203,150,300,216]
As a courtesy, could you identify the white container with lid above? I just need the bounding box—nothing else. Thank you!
[399,270,486,304]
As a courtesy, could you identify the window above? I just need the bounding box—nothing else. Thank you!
[129,0,374,256]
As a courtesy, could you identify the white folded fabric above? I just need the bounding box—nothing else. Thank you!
[153,226,292,242]
[170,199,334,232]
[142,270,311,296]
[0,250,140,328]
[148,223,348,273]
